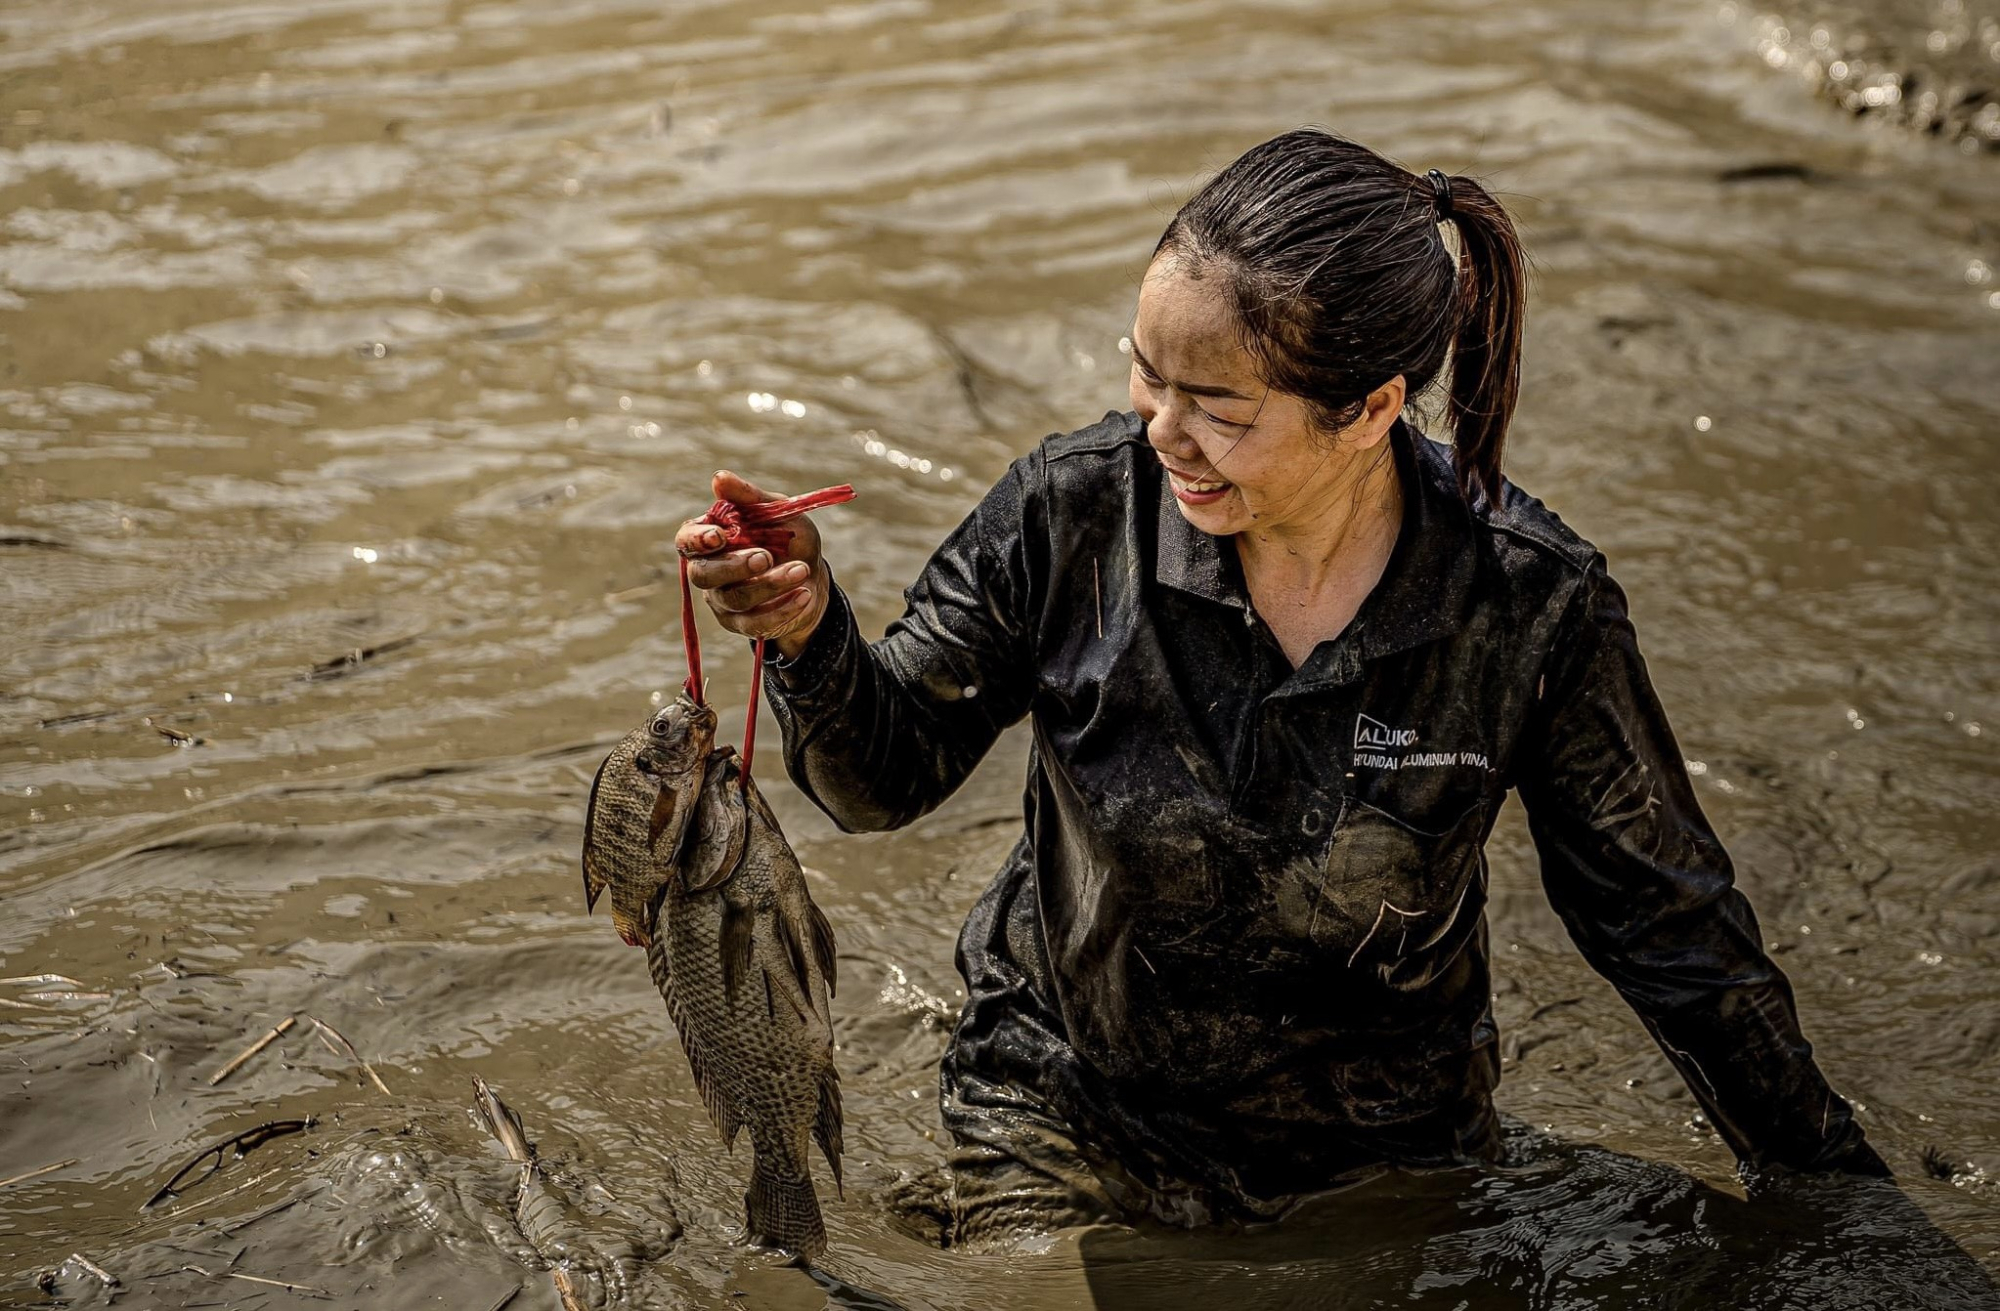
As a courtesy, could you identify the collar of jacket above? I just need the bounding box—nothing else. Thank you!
[1151,414,1482,684]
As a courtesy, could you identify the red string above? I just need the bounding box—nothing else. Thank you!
[741,638,763,792]
[679,554,704,705]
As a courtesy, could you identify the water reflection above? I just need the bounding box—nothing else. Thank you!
[1076,1131,2000,1310]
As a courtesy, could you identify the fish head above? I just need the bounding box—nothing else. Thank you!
[634,695,717,783]
[592,693,718,948]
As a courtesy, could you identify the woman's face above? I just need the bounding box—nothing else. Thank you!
[1128,252,1399,540]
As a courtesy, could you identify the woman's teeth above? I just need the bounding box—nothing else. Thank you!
[1175,473,1228,493]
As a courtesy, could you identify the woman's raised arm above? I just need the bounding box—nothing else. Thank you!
[679,458,1044,833]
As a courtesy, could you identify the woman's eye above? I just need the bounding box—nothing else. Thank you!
[1202,408,1246,428]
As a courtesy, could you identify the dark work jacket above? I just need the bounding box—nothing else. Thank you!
[766,410,1881,1201]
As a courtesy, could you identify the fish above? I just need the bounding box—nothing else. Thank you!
[581,693,718,948]
[646,747,843,1258]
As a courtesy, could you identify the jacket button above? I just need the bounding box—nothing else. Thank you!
[1301,806,1324,836]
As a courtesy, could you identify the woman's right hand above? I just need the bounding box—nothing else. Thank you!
[674,470,833,661]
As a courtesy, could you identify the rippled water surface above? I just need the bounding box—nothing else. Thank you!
[3,0,1999,1306]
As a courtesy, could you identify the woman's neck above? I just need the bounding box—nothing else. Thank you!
[1230,443,1403,667]
[1234,441,1403,595]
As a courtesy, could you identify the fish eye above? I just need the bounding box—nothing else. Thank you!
[649,713,675,738]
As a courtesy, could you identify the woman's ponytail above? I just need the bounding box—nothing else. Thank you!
[1435,175,1526,509]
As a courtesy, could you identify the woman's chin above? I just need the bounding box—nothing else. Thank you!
[1173,495,1243,536]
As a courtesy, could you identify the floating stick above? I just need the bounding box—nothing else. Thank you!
[0,1158,77,1190]
[207,1015,295,1086]
[181,1264,329,1298]
[307,1016,391,1095]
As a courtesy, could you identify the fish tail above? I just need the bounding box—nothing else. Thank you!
[745,1150,826,1259]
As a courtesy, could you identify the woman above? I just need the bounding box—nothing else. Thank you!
[674,128,1886,1246]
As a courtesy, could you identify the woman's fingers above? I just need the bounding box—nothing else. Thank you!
[675,520,727,556]
[674,469,828,642]
[707,558,813,615]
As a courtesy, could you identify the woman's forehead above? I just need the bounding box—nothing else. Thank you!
[1134,256,1259,379]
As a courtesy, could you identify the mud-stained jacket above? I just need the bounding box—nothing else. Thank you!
[766,410,1882,1200]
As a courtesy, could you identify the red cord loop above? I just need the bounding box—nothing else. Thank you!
[680,484,854,786]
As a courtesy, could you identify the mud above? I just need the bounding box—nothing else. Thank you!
[2,0,1999,1306]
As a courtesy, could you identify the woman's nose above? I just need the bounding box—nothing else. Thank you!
[1145,406,1201,461]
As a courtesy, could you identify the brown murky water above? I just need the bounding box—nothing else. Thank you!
[3,0,1999,1306]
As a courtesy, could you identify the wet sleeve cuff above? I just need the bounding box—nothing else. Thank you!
[763,572,861,719]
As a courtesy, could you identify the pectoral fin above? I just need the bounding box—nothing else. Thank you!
[646,783,679,851]
[808,900,836,998]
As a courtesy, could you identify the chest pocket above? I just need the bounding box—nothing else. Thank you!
[1291,794,1491,988]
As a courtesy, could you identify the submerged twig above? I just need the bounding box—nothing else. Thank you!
[0,1158,78,1190]
[207,1015,295,1086]
[219,1182,324,1234]
[552,1265,588,1311]
[69,1253,119,1288]
[145,717,206,747]
[148,1164,285,1222]
[306,635,420,682]
[604,577,665,605]
[181,1264,329,1298]
[143,1118,313,1210]
[307,1016,391,1095]
[1,973,85,988]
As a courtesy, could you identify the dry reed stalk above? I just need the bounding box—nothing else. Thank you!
[0,1158,77,1190]
[306,1015,392,1095]
[207,1015,295,1086]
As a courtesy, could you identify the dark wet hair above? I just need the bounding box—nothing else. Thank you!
[1155,127,1526,507]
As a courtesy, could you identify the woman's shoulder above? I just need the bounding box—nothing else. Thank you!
[1030,409,1150,474]
[1406,426,1612,633]
[1402,425,1603,580]
[993,409,1154,524]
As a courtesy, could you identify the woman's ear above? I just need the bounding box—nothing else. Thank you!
[1351,374,1407,449]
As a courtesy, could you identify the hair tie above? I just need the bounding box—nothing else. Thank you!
[1426,169,1454,221]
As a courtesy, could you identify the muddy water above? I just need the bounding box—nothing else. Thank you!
[2,0,1998,1306]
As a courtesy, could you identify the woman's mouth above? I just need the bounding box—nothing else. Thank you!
[1165,467,1232,505]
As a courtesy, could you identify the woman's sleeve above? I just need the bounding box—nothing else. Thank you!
[760,452,1044,833]
[1516,553,1888,1177]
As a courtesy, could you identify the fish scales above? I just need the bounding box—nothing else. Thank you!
[583,694,842,1258]
[648,748,842,1257]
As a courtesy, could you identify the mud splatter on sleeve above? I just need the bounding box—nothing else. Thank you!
[763,452,1043,833]
[1518,553,1886,1177]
